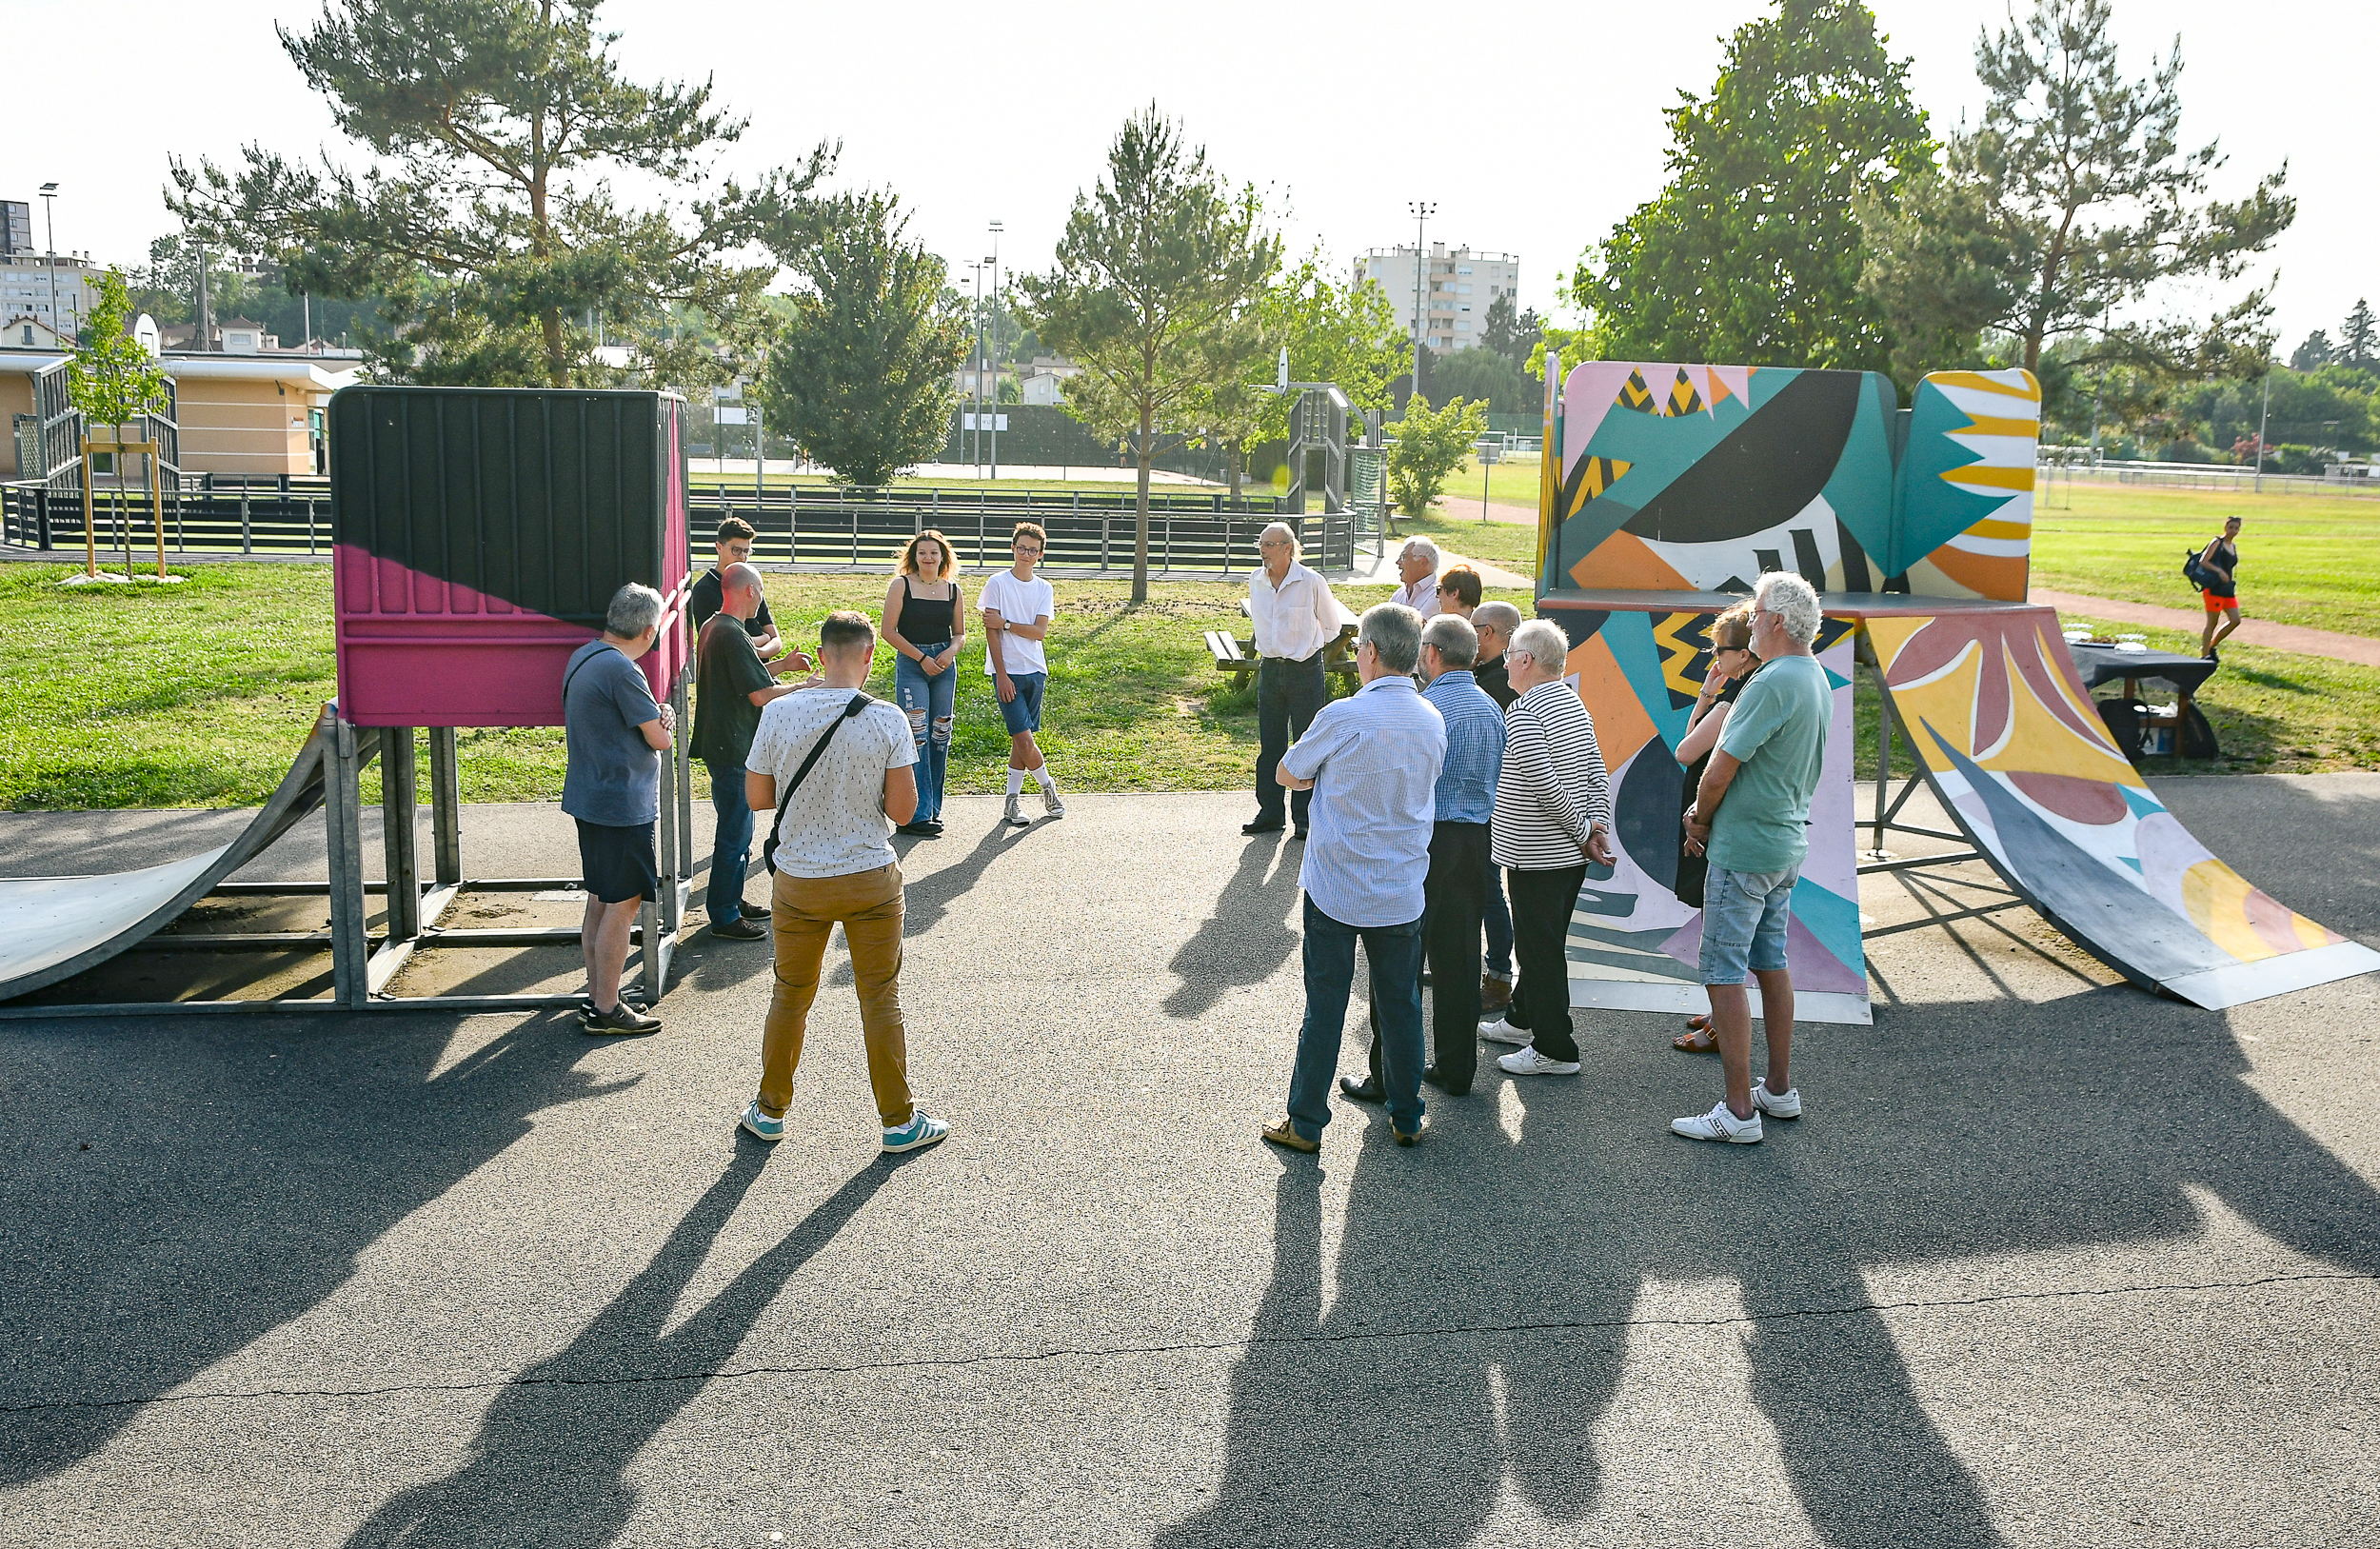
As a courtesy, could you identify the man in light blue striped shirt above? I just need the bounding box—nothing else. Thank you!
[1261,604,1446,1154]
[1342,612,1506,1102]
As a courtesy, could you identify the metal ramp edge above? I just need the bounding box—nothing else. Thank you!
[0,707,366,1003]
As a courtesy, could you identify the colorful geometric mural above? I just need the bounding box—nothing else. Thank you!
[1544,363,2039,603]
[1543,604,1873,1025]
[1868,606,2380,1008]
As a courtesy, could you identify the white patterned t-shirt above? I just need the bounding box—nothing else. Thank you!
[746,687,916,879]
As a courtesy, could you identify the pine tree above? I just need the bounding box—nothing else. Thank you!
[2340,300,2377,368]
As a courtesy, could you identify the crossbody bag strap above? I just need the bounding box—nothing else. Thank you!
[561,643,622,707]
[762,692,873,874]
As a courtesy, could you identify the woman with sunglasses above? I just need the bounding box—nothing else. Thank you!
[1671,602,1757,1052]
[1435,564,1482,620]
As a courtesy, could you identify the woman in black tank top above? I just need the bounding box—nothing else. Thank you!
[883,529,968,836]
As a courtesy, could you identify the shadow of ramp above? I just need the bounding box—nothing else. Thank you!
[0,1011,621,1487]
[341,1151,901,1549]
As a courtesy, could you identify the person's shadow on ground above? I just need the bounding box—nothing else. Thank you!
[1157,983,2380,1548]
[1164,838,1306,1019]
[341,1148,901,1548]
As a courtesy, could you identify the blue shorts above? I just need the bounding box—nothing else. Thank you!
[997,670,1046,734]
[1698,864,1799,984]
[576,818,658,904]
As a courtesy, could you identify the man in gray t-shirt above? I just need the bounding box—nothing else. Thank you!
[736,609,947,1157]
[563,584,675,1036]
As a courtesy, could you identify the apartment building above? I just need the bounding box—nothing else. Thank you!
[1351,244,1519,353]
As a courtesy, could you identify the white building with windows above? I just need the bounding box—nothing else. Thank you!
[1352,244,1518,353]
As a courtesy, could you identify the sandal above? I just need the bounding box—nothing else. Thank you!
[1673,1015,1716,1053]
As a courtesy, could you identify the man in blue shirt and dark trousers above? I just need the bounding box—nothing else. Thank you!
[1339,611,1507,1102]
[1261,603,1447,1154]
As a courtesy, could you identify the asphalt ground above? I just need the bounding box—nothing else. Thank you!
[3,778,2378,1545]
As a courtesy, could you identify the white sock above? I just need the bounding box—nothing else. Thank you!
[1034,766,1057,794]
[1006,766,1027,796]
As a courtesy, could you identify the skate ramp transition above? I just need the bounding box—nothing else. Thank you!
[1535,360,2380,1012]
[0,710,366,1003]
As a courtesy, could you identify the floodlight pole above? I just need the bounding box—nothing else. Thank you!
[2253,368,2271,493]
[988,221,1002,481]
[39,184,59,343]
[1407,202,1435,407]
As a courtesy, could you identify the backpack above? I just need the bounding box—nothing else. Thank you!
[2181,547,2210,590]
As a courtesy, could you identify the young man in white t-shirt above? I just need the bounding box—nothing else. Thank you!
[738,609,948,1155]
[980,521,1064,827]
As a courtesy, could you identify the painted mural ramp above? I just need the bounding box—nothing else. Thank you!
[1867,605,2380,1009]
[0,710,348,1003]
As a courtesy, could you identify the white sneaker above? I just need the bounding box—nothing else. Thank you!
[1497,1045,1580,1077]
[1041,783,1065,818]
[1748,1081,1802,1120]
[1672,1102,1763,1143]
[1478,1017,1532,1047]
[1002,794,1030,827]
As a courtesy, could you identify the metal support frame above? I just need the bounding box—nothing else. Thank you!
[1855,654,1985,880]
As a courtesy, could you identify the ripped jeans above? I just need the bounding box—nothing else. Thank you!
[893,651,956,824]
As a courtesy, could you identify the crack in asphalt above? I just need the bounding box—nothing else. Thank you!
[6,1268,2370,1418]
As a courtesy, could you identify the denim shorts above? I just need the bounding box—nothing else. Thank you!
[996,670,1046,734]
[1698,864,1799,984]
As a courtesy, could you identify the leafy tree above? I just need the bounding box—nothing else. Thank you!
[2341,299,2377,369]
[1387,392,1489,518]
[1021,107,1279,601]
[759,193,967,487]
[168,0,828,389]
[1857,0,2293,384]
[66,271,174,575]
[2291,330,2335,372]
[1429,347,1532,415]
[1569,0,1934,375]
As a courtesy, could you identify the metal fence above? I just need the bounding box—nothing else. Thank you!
[2,477,1356,576]
[2034,457,2380,501]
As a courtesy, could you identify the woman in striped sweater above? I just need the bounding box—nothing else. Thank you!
[1478,618,1615,1078]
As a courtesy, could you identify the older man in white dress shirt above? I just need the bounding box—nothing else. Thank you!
[1390,536,1442,619]
[1260,603,1447,1154]
[1245,522,1347,838]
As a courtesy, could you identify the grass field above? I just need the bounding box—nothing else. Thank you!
[2031,484,2380,639]
[0,561,1529,810]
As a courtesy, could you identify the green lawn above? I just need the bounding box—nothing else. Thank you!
[0,561,1529,810]
[2031,484,2380,639]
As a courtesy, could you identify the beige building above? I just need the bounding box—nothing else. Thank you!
[1353,244,1520,353]
[0,347,363,479]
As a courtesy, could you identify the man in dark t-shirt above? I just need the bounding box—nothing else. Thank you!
[689,515,783,659]
[692,562,810,939]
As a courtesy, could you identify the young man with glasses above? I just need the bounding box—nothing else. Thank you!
[982,522,1063,827]
[1243,522,1345,840]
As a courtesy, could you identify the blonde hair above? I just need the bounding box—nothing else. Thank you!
[900,528,956,580]
[1712,601,1755,653]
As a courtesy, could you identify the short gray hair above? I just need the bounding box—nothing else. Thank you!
[605,582,664,640]
[1400,535,1440,566]
[1360,602,1423,675]
[1509,618,1570,674]
[1755,571,1822,647]
[1421,612,1478,669]
[1258,521,1300,558]
[1473,601,1522,642]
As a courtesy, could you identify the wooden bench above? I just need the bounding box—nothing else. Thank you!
[1207,621,1361,692]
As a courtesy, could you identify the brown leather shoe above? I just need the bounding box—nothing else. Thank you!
[1260,1117,1319,1153]
[1480,974,1513,1013]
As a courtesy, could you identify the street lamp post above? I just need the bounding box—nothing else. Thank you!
[1406,201,1436,407]
[2253,369,2271,493]
[38,183,59,343]
[988,220,1002,481]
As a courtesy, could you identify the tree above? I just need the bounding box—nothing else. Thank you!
[168,0,829,390]
[1021,107,1280,601]
[2341,300,2377,369]
[1428,348,1532,415]
[1387,393,1489,518]
[1857,0,2293,384]
[758,192,967,487]
[66,271,173,576]
[1569,0,1934,375]
[2292,330,2335,372]
[1478,293,1542,368]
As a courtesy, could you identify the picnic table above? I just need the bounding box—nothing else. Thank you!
[1204,597,1361,692]
[2068,639,2220,760]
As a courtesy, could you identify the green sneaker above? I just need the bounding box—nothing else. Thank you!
[881,1110,949,1153]
[738,1100,786,1143]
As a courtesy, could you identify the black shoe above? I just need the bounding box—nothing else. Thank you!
[581,1001,662,1036]
[1422,1065,1471,1098]
[708,916,768,941]
[2203,648,2220,665]
[1337,1074,1386,1104]
[1291,827,1309,842]
[899,820,944,838]
[1242,819,1285,835]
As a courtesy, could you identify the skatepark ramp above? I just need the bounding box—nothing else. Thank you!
[0,709,362,1003]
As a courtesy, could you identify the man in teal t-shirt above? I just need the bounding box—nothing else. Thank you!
[1675,572,1833,1145]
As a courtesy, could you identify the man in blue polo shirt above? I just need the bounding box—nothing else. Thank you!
[1260,603,1447,1154]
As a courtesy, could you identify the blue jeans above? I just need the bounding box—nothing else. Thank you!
[1482,862,1513,981]
[894,654,956,822]
[704,758,755,923]
[1698,864,1800,985]
[1286,896,1425,1141]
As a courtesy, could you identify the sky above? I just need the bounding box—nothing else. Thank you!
[4,0,2369,352]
